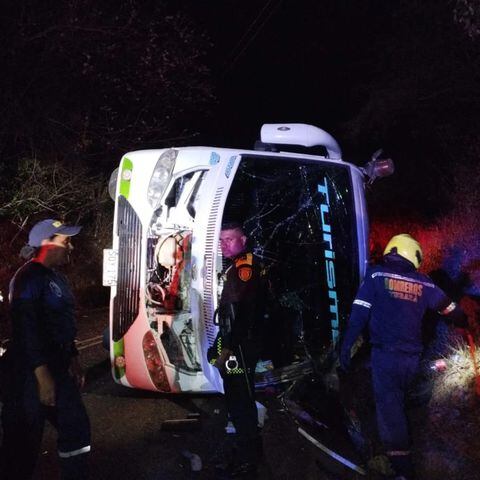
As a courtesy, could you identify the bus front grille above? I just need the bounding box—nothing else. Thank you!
[112,195,142,341]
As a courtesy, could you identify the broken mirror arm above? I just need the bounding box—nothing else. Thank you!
[361,149,394,185]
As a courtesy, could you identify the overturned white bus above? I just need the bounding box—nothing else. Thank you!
[103,123,393,395]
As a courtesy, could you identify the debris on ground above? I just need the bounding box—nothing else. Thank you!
[161,418,200,432]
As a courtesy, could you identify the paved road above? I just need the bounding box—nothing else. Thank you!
[27,308,341,480]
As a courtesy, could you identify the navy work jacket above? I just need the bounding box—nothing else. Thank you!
[342,254,464,355]
[9,261,78,374]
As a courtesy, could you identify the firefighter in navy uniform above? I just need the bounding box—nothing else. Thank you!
[340,234,467,480]
[0,219,91,480]
[208,222,266,478]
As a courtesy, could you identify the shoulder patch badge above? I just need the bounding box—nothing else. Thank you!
[238,266,252,282]
[235,253,253,268]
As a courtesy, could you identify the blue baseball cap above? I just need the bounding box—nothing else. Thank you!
[28,219,82,247]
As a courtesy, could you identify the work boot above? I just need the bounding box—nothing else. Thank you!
[59,453,90,480]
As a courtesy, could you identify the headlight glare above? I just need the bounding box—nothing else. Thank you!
[147,149,177,209]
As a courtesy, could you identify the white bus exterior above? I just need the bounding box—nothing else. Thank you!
[103,123,388,394]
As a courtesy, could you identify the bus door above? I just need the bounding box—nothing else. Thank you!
[191,153,242,393]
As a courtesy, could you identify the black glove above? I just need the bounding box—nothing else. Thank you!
[214,348,232,372]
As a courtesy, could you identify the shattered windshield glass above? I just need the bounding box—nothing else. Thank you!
[222,155,359,364]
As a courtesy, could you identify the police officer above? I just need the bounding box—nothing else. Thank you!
[340,234,466,480]
[0,219,91,480]
[208,222,266,478]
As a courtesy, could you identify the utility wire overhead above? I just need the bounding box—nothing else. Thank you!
[222,0,282,76]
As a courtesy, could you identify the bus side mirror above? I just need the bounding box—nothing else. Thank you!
[362,149,394,184]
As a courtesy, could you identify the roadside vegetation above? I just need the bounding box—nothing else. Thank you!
[411,341,480,480]
[0,1,215,313]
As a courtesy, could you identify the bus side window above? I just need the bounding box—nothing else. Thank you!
[165,172,195,210]
[186,171,206,218]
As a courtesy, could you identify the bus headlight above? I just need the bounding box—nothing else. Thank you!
[147,149,177,209]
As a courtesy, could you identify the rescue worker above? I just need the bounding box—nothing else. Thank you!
[208,222,266,478]
[340,234,466,480]
[0,219,91,480]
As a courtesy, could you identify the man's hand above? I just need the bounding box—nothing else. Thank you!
[70,355,86,390]
[34,364,56,406]
[214,348,233,371]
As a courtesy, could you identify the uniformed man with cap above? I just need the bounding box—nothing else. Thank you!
[340,234,467,480]
[0,219,91,480]
[208,222,266,478]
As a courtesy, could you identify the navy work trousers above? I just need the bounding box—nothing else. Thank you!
[0,371,91,480]
[371,349,420,452]
[223,345,260,465]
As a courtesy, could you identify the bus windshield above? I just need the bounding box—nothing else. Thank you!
[222,155,360,367]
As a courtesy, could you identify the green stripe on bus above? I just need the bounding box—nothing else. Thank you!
[113,338,124,356]
[113,338,126,379]
[119,157,133,198]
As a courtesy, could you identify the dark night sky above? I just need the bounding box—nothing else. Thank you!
[180,1,480,225]
[1,1,477,167]
[1,0,479,263]
[189,0,370,149]
[185,1,476,156]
